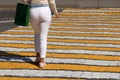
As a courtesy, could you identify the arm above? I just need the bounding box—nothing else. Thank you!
[22,0,31,3]
[22,0,27,2]
[48,0,59,17]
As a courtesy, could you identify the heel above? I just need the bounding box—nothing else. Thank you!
[39,62,46,68]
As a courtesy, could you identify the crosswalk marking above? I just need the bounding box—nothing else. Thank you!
[0,40,120,48]
[0,43,120,52]
[0,56,119,66]
[0,77,83,80]
[0,69,119,79]
[0,62,120,72]
[11,27,120,33]
[51,23,120,27]
[1,31,120,38]
[0,34,120,40]
[0,47,120,56]
[0,37,120,44]
[7,29,120,34]
[0,52,119,61]
[0,8,120,79]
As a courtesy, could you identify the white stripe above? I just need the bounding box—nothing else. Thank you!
[8,30,34,32]
[0,34,120,40]
[0,69,119,79]
[0,47,34,52]
[0,47,119,56]
[49,36,120,40]
[7,30,120,34]
[0,40,120,48]
[0,20,14,23]
[0,40,34,44]
[0,57,119,66]
[52,23,120,26]
[50,30,120,34]
[0,34,34,38]
[48,49,120,56]
[48,42,120,48]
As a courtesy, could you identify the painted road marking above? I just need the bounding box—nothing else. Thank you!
[0,37,120,44]
[6,29,120,34]
[0,47,120,56]
[0,62,120,72]
[0,77,83,80]
[0,40,120,48]
[0,34,120,40]
[0,43,120,52]
[0,69,119,79]
[0,52,119,61]
[0,8,120,79]
[0,56,119,66]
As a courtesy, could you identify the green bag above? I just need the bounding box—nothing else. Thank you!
[14,3,30,26]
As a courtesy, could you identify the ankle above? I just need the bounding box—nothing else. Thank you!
[40,58,45,63]
[36,53,40,57]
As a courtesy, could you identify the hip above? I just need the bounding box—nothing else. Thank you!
[30,4,49,8]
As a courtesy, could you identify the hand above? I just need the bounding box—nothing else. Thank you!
[55,13,59,18]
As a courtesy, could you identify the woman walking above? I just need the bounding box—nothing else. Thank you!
[22,0,59,68]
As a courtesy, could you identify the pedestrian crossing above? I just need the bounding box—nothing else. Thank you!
[0,8,120,79]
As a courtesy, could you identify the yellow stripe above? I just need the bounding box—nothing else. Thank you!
[0,77,83,80]
[13,26,120,30]
[0,43,33,48]
[0,52,120,61]
[0,43,120,52]
[64,8,120,11]
[59,13,120,16]
[13,27,32,30]
[0,62,119,72]
[55,22,120,24]
[1,31,120,38]
[48,45,120,52]
[52,20,120,24]
[47,53,120,61]
[60,12,120,14]
[51,23,120,27]
[0,37,120,45]
[53,19,120,21]
[49,28,120,33]
[0,37,34,41]
[1,31,35,35]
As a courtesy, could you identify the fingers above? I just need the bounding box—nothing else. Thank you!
[55,13,59,18]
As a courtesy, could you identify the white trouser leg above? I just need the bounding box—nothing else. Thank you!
[30,7,51,58]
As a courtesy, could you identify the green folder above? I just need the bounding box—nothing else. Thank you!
[14,3,30,26]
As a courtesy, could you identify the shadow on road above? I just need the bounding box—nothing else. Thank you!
[0,22,18,32]
[0,51,38,67]
[0,9,18,32]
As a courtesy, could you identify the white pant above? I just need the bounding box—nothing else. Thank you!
[30,7,51,58]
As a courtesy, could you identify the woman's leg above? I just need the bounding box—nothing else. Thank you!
[38,7,51,67]
[30,8,41,62]
[30,7,51,67]
[39,21,51,63]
